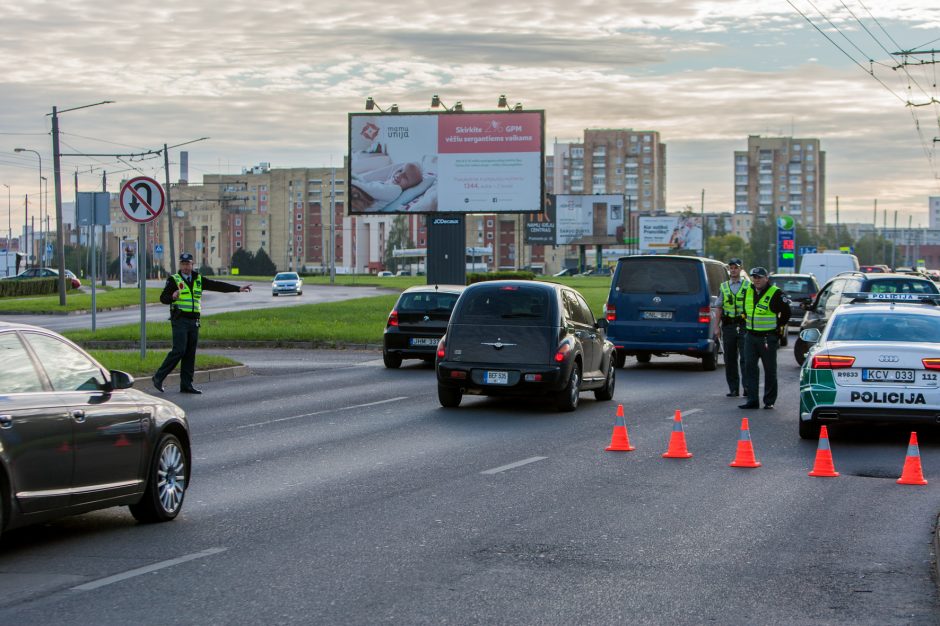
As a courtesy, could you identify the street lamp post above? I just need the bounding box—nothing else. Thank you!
[14,148,41,267]
[2,183,9,268]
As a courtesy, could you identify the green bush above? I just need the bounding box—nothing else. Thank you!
[0,278,58,297]
[466,271,536,284]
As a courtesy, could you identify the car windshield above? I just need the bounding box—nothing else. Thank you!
[770,277,815,297]
[827,312,940,342]
[866,279,938,294]
[398,291,460,313]
[456,286,552,323]
[274,273,298,280]
[616,258,702,294]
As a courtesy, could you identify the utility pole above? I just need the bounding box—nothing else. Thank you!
[164,143,175,268]
[835,196,840,250]
[892,210,898,269]
[330,166,336,285]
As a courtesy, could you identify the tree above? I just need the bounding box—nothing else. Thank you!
[384,215,414,272]
[254,247,277,275]
[745,218,775,270]
[231,248,253,275]
[706,234,747,264]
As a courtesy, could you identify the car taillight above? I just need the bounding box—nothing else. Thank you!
[698,307,711,324]
[604,303,615,322]
[437,338,446,359]
[554,342,571,363]
[387,309,399,327]
[922,358,940,370]
[811,354,855,369]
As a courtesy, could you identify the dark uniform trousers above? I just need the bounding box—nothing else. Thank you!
[154,316,200,389]
[722,322,746,394]
[743,331,779,406]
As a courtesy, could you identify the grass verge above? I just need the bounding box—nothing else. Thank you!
[87,350,240,377]
[0,288,163,313]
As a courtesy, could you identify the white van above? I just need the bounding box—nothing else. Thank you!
[798,252,859,285]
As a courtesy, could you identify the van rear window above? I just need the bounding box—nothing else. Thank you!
[616,258,703,294]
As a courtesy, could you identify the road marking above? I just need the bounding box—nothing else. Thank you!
[668,408,702,420]
[481,456,548,475]
[71,547,227,592]
[236,397,408,430]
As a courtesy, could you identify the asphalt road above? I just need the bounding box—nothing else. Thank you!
[0,349,937,624]
[0,281,399,332]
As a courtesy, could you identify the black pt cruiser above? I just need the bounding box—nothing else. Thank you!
[435,280,617,411]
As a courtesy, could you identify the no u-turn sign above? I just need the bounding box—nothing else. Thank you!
[120,176,165,223]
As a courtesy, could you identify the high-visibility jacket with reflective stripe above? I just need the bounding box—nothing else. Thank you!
[744,285,780,333]
[720,278,749,320]
[172,273,202,314]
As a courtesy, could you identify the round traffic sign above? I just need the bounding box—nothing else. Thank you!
[120,176,166,223]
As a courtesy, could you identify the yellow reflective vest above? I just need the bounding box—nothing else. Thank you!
[744,284,780,333]
[172,273,203,314]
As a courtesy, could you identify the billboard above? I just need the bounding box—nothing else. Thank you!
[524,194,624,245]
[348,111,544,215]
[639,216,703,253]
[120,239,139,287]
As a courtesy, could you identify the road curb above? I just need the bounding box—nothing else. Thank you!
[934,513,940,593]
[85,340,383,351]
[132,364,251,391]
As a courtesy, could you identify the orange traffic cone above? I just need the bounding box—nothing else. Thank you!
[729,417,761,468]
[808,425,839,477]
[605,404,635,452]
[662,409,692,459]
[897,432,928,486]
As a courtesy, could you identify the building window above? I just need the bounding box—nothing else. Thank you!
[486,219,494,227]
[486,232,494,240]
[235,241,242,248]
[235,218,242,226]
[296,213,303,220]
[235,230,241,237]
[296,224,302,231]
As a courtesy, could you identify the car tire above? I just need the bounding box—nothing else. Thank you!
[636,352,651,364]
[383,350,403,369]
[556,362,581,412]
[794,337,810,366]
[438,384,462,408]
[129,433,187,524]
[702,341,719,371]
[798,416,819,440]
[272,293,278,297]
[594,361,615,401]
[614,351,627,369]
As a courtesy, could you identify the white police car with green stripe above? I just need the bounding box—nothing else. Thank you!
[798,293,940,439]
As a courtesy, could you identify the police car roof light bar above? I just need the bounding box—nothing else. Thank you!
[846,292,940,305]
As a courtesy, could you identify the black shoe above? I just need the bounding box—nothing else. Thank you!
[180,386,202,394]
[151,376,164,393]
[738,403,759,409]
[726,391,739,397]
[763,404,774,409]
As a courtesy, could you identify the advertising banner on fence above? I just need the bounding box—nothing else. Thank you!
[348,112,544,215]
[524,194,624,245]
[639,216,703,253]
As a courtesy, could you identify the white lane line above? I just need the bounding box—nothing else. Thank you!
[236,397,409,430]
[667,408,702,420]
[481,456,548,475]
[72,547,227,592]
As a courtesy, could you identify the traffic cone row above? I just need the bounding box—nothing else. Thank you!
[603,407,929,484]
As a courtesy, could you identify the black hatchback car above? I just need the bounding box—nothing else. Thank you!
[435,280,616,411]
[0,321,190,540]
[793,271,940,364]
[383,284,465,368]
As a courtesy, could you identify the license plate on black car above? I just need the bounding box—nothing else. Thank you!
[410,338,438,346]
[485,371,508,384]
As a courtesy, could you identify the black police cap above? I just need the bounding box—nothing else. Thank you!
[179,253,194,262]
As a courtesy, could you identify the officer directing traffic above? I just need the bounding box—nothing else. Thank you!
[718,257,749,397]
[152,253,251,394]
[739,266,790,410]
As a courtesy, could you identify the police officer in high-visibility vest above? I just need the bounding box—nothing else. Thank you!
[739,266,790,410]
[718,257,749,397]
[152,252,251,394]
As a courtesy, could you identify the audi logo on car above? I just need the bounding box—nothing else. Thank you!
[878,355,900,363]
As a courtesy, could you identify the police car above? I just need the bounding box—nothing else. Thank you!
[798,292,940,438]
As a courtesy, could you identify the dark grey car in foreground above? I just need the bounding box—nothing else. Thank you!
[0,321,191,540]
[435,281,616,411]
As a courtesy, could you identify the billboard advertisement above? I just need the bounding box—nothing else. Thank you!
[348,111,544,215]
[524,194,624,245]
[639,216,703,253]
[120,239,139,287]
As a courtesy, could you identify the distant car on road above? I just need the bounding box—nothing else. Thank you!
[769,273,819,336]
[0,321,190,540]
[383,284,465,368]
[436,280,616,411]
[271,272,303,296]
[376,271,394,277]
[2,267,81,289]
[797,292,940,438]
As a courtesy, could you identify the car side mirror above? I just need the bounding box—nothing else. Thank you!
[799,328,822,343]
[109,370,135,390]
[595,318,609,331]
[799,297,814,311]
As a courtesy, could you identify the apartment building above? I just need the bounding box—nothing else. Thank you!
[733,135,826,229]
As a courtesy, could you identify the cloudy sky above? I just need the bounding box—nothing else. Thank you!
[1,0,939,231]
